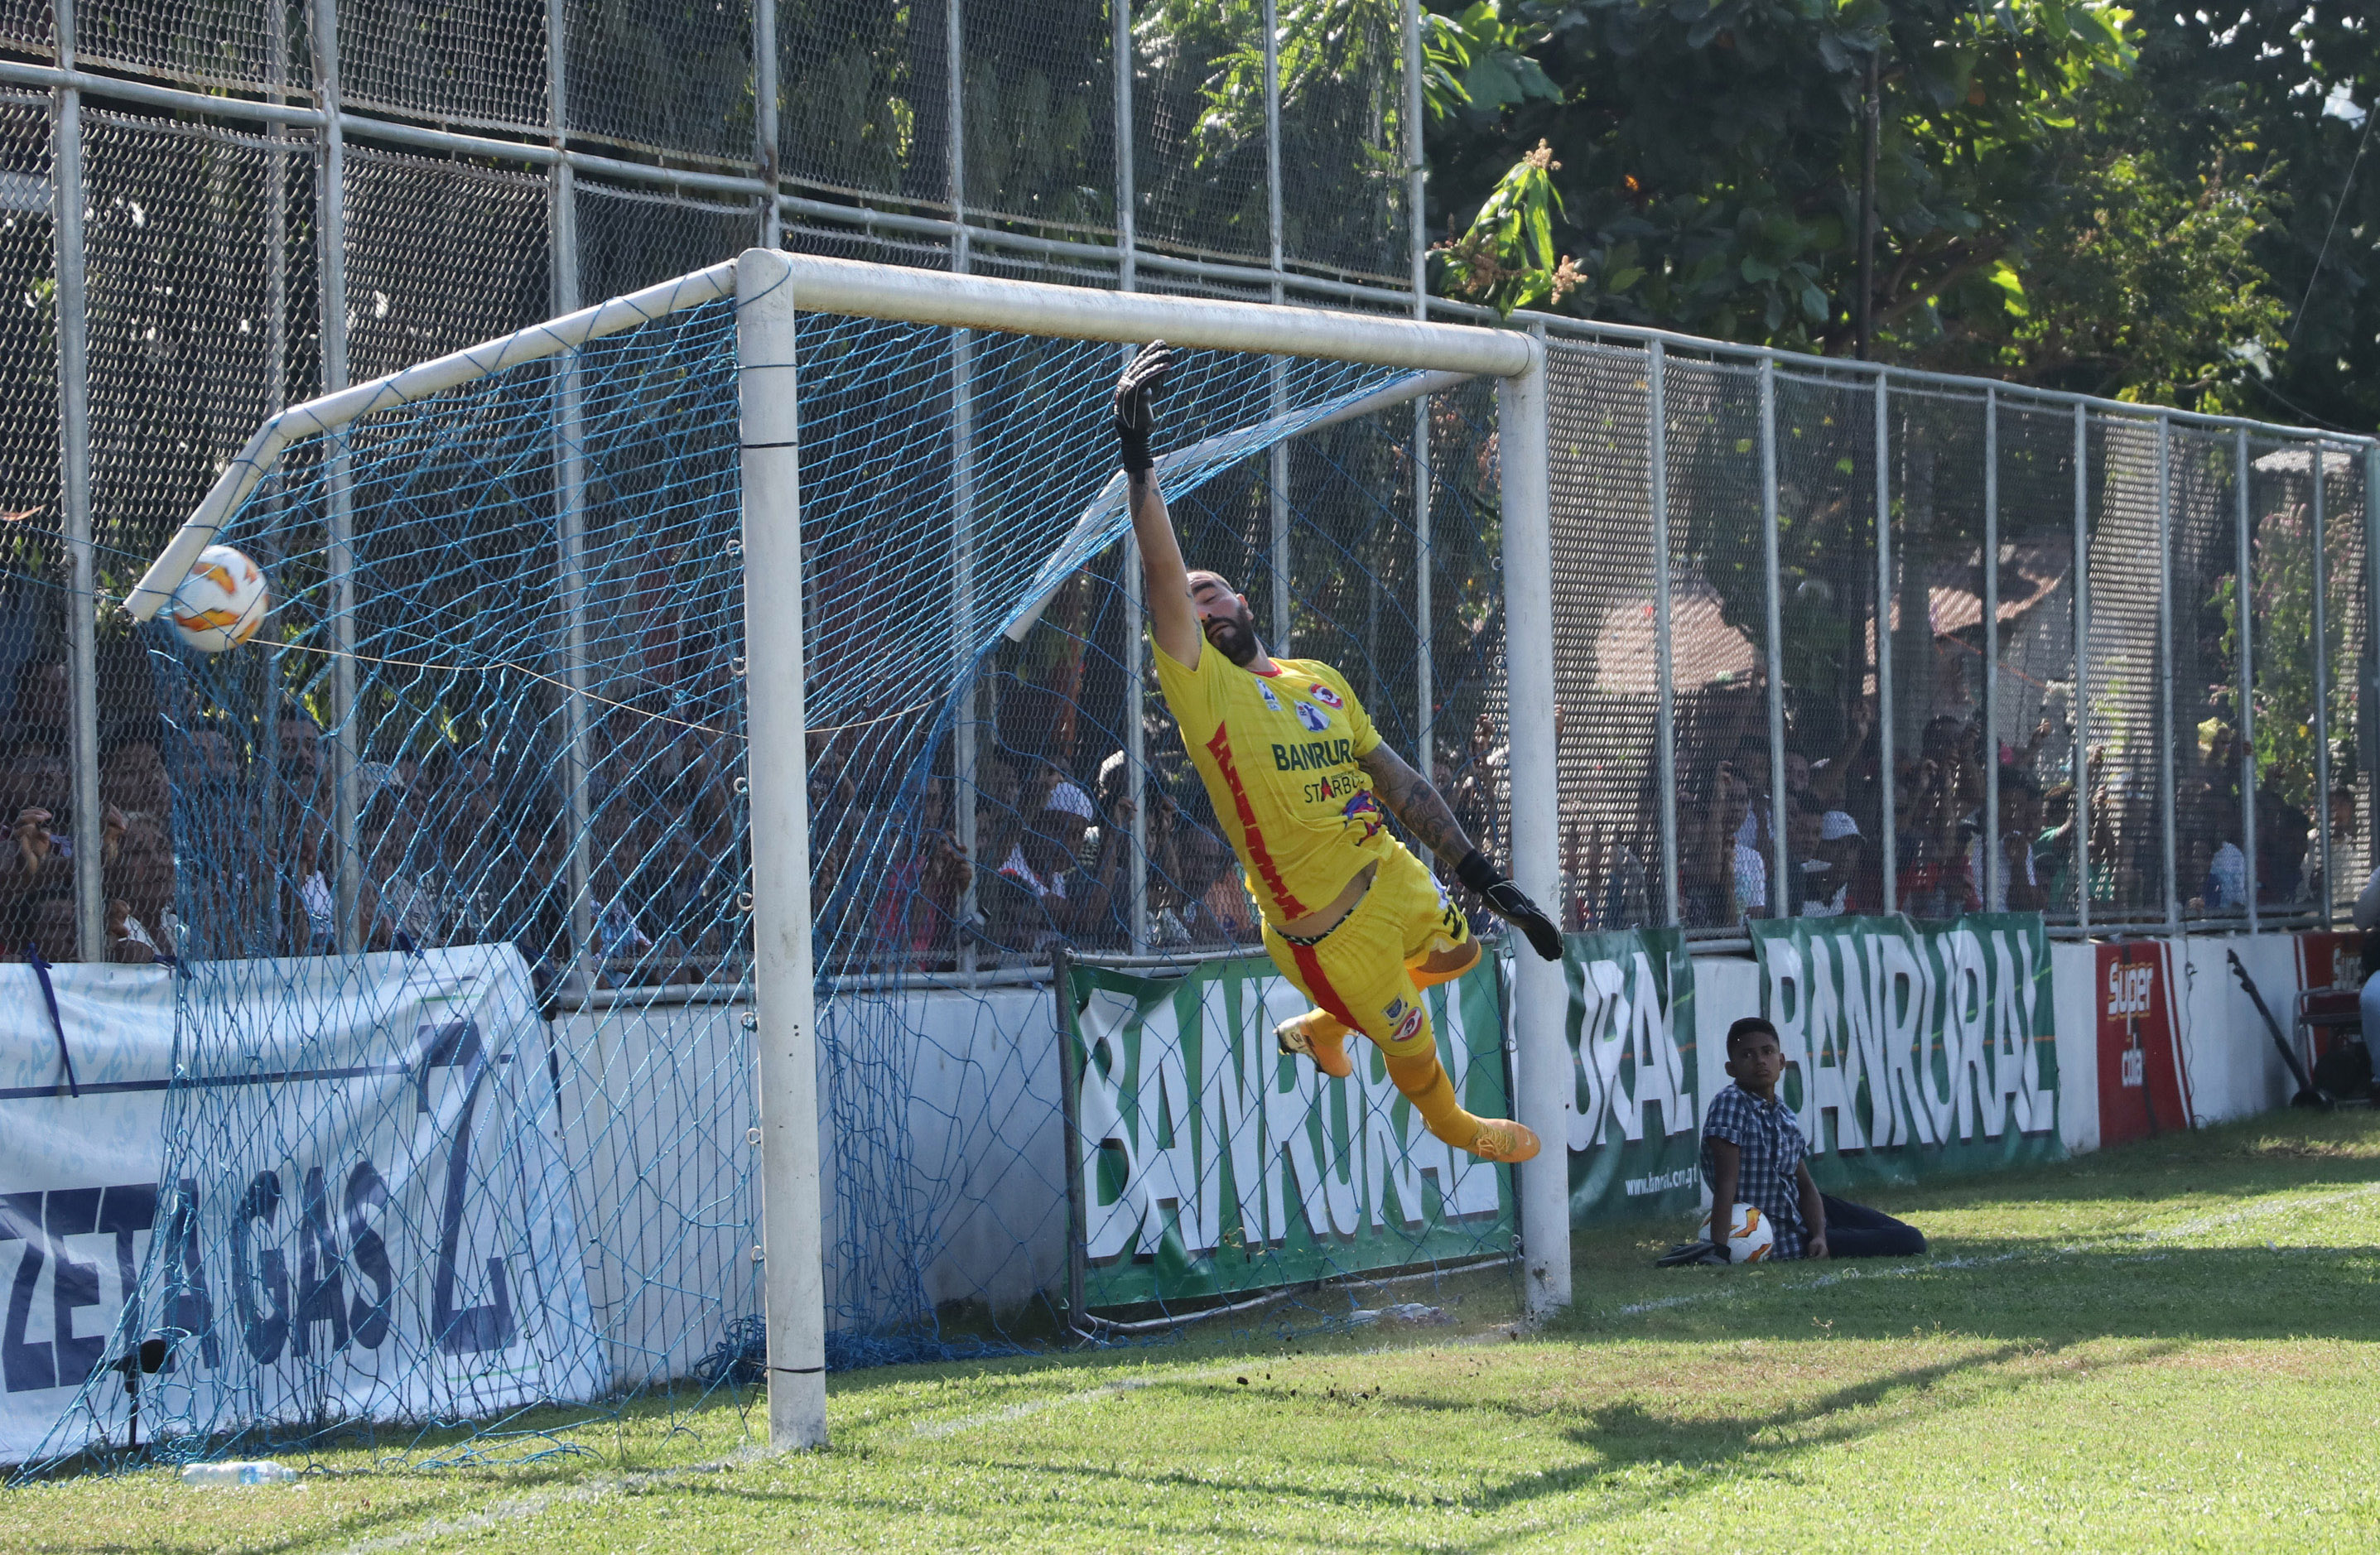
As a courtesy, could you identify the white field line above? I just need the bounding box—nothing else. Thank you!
[326,1447,767,1555]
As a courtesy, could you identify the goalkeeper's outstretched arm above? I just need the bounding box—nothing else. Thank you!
[1112,343,1202,669]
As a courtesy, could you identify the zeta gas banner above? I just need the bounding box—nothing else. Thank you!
[0,946,604,1465]
[1750,914,2061,1186]
[1563,929,1701,1224]
[1061,953,1515,1311]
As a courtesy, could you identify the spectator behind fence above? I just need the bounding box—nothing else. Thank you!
[1,805,73,958]
[1896,748,1978,918]
[101,740,176,948]
[870,778,971,970]
[1684,760,1764,926]
[985,777,1129,952]
[1153,813,1256,946]
[1690,1016,1927,1263]
[1563,817,1650,931]
[2352,867,2380,1079]
[1967,768,2046,913]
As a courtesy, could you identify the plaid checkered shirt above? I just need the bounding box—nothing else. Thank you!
[1701,1083,1809,1259]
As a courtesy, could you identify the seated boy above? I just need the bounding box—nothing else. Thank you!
[1687,1015,1927,1262]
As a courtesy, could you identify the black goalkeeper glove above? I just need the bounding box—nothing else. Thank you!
[1457,849,1563,962]
[1113,341,1173,474]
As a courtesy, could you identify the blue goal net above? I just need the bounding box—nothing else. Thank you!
[8,263,1520,1471]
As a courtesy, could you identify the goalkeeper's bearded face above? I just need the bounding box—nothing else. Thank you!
[1188,571,1261,667]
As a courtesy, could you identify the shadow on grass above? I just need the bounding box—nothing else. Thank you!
[641,1337,2184,1553]
[1455,1336,2186,1548]
[1555,1240,2380,1348]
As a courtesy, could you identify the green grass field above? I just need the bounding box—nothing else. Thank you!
[11,1110,2380,1553]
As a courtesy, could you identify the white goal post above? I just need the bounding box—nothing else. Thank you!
[127,247,1573,1453]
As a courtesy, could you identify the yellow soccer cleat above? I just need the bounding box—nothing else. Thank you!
[1274,1012,1355,1079]
[1464,1117,1540,1164]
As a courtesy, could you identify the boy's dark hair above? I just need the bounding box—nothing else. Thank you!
[1725,1015,1778,1056]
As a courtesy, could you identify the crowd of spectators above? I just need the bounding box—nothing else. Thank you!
[1554,686,2352,934]
[7,638,2358,980]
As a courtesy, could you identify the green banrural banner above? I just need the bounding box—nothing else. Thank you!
[1750,914,2063,1187]
[1060,954,1516,1312]
[1563,928,1703,1225]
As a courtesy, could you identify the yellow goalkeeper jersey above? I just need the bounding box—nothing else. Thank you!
[1152,640,1401,925]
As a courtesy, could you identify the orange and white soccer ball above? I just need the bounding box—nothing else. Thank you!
[167,544,267,653]
[1694,1201,1778,1264]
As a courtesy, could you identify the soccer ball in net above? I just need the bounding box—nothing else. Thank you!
[1694,1201,1778,1264]
[166,545,268,653]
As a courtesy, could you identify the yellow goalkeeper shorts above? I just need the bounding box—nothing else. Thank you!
[1260,844,1472,1061]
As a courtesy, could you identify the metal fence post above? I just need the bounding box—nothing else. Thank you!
[2313,443,2332,927]
[312,0,360,953]
[1876,370,1895,915]
[1114,3,1147,951]
[51,0,102,961]
[1650,340,1679,924]
[1760,358,1786,921]
[2156,414,2178,932]
[948,0,980,970]
[1115,0,1135,294]
[1264,0,1289,648]
[2073,403,2092,933]
[2361,442,2380,866]
[1404,0,1432,770]
[753,0,779,248]
[549,0,595,986]
[1983,386,1999,912]
[2236,429,2257,933]
[258,0,290,955]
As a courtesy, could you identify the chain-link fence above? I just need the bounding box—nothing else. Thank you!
[1540,333,2378,942]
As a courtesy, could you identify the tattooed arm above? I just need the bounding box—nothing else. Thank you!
[1356,744,1476,868]
[1360,741,1565,961]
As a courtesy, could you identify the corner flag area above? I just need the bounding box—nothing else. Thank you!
[10,1110,2376,1553]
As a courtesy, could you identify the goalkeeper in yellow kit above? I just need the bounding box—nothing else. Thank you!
[1114,342,1560,1163]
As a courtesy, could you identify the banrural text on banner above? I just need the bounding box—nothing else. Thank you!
[1061,953,1515,1312]
[1751,913,2061,1186]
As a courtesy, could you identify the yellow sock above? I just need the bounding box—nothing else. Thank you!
[1385,1050,1478,1149]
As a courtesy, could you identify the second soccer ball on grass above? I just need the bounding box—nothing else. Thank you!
[1695,1201,1778,1264]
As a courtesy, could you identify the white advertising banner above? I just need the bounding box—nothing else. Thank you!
[0,946,602,1464]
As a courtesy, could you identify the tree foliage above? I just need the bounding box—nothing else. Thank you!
[1425,0,2309,413]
